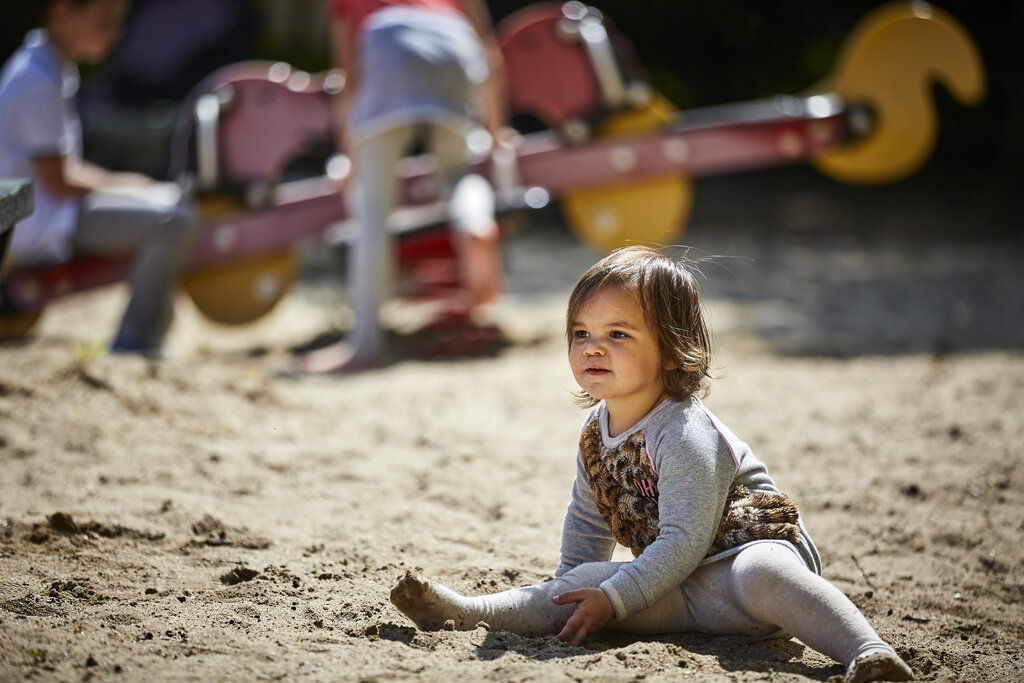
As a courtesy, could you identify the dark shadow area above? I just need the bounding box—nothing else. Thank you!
[472,628,843,680]
[375,621,419,645]
[498,160,1019,357]
[680,166,1021,356]
[77,0,260,179]
[287,324,509,366]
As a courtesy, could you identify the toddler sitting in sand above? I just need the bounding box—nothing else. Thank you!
[391,246,913,683]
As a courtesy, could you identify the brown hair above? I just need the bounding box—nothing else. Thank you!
[42,0,116,25]
[566,245,712,406]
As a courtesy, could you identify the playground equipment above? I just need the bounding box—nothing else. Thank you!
[0,2,985,339]
[0,181,32,277]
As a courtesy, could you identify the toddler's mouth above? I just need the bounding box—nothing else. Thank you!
[585,367,610,375]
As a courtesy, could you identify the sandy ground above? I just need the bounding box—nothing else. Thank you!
[1,170,1022,681]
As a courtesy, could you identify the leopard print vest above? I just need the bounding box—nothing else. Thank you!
[579,418,802,558]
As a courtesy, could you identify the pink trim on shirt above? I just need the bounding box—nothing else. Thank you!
[697,404,739,473]
[643,428,657,475]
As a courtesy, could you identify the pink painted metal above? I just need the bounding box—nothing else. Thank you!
[514,113,846,191]
[211,65,336,184]
[497,3,601,127]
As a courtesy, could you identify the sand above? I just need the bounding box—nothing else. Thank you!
[1,171,1022,681]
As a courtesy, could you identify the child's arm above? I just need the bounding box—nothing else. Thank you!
[327,12,357,159]
[31,156,91,199]
[599,432,735,620]
[8,71,151,200]
[556,450,616,576]
[458,0,508,141]
[33,156,155,200]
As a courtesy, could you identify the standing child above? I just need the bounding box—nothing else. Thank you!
[301,0,507,373]
[390,246,914,682]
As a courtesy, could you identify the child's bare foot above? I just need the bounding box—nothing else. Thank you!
[390,572,472,631]
[845,651,914,682]
[300,341,383,374]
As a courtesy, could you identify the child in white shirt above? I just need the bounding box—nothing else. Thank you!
[0,0,196,354]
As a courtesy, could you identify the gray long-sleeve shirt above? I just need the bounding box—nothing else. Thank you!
[557,397,821,619]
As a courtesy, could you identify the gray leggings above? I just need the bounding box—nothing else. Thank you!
[420,542,893,670]
[72,185,197,351]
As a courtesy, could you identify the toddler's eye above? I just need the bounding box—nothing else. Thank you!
[610,330,629,339]
[573,329,588,339]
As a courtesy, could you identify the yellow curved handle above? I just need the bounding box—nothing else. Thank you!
[813,2,985,185]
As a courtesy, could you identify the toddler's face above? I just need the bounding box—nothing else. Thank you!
[569,286,667,408]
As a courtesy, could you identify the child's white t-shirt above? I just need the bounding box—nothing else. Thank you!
[0,30,82,266]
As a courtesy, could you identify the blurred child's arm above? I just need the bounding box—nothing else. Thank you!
[556,450,616,576]
[31,156,90,199]
[72,159,155,189]
[34,154,157,200]
[459,0,508,139]
[327,13,357,158]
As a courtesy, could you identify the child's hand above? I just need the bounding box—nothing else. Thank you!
[552,588,614,645]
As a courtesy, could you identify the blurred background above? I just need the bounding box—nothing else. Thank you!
[2,0,1019,355]
[1,0,1017,185]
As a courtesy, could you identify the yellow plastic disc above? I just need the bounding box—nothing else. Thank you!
[0,310,41,340]
[813,2,985,185]
[196,192,247,220]
[561,96,693,252]
[184,250,296,325]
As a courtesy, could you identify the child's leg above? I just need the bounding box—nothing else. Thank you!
[392,545,910,681]
[345,125,417,358]
[430,124,502,306]
[392,561,710,638]
[392,562,627,635]
[73,187,197,352]
[719,542,912,681]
